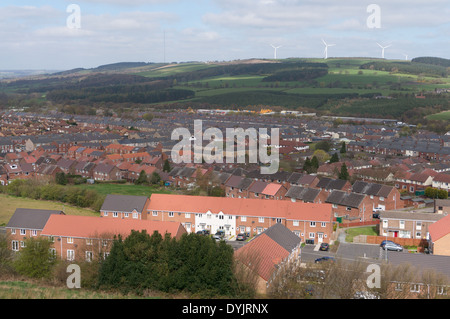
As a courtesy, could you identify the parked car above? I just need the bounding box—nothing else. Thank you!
[196,230,210,236]
[314,256,335,263]
[236,233,248,241]
[213,230,225,240]
[380,241,403,251]
[372,212,380,219]
[319,243,329,251]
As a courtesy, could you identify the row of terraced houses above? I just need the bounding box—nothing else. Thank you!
[6,193,333,261]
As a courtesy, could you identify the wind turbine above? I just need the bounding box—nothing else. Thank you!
[376,42,392,59]
[270,44,282,59]
[403,54,409,61]
[322,39,335,59]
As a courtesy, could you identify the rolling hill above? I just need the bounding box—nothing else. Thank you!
[1,57,449,122]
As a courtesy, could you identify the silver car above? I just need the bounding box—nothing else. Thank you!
[381,241,403,251]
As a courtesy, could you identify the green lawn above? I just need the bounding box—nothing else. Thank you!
[74,183,174,197]
[345,226,378,242]
[0,194,98,226]
[426,110,450,121]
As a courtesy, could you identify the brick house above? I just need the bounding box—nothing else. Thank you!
[146,193,333,244]
[325,190,373,223]
[234,223,302,295]
[380,210,445,240]
[40,215,187,261]
[351,180,404,211]
[285,186,327,204]
[100,194,150,220]
[92,163,120,181]
[5,208,64,252]
[428,213,450,256]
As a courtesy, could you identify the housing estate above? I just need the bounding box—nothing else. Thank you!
[146,193,333,244]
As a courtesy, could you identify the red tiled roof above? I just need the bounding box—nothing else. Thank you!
[262,183,282,196]
[147,194,332,221]
[235,233,289,281]
[41,214,185,239]
[429,214,450,242]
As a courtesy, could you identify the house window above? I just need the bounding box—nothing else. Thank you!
[310,222,316,227]
[346,207,352,211]
[113,212,118,218]
[293,220,299,226]
[67,237,74,244]
[12,240,19,251]
[86,251,93,262]
[20,229,26,236]
[241,216,247,222]
[259,217,264,223]
[276,218,282,223]
[132,212,138,219]
[410,284,420,293]
[86,239,93,246]
[399,220,405,229]
[379,197,384,201]
[168,212,174,218]
[395,283,403,291]
[124,213,129,218]
[67,250,75,261]
[218,214,224,220]
[416,222,422,230]
[152,211,158,216]
[103,212,108,216]
[10,229,16,235]
[383,220,388,228]
[437,286,447,295]
[309,232,315,239]
[185,213,191,219]
[321,222,326,227]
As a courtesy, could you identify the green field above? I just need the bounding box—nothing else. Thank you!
[0,194,98,226]
[426,110,450,121]
[74,183,175,197]
[0,281,160,299]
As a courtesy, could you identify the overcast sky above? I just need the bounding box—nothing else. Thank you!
[1,0,449,70]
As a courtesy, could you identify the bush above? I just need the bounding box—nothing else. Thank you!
[13,237,57,279]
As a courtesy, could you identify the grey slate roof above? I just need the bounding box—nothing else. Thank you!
[285,186,321,203]
[100,194,148,213]
[260,223,302,253]
[6,208,64,230]
[325,190,365,208]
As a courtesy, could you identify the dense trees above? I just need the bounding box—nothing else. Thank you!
[98,230,237,297]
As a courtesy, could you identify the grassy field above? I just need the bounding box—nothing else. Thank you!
[426,110,450,121]
[0,280,160,299]
[74,183,175,197]
[0,194,98,226]
[345,226,378,242]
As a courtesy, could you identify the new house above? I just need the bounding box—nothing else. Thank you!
[234,223,302,295]
[146,193,333,244]
[40,215,187,261]
[100,194,150,220]
[6,208,65,252]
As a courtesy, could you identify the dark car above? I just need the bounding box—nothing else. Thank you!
[196,230,210,236]
[372,212,380,219]
[314,256,335,263]
[236,233,248,241]
[319,243,329,251]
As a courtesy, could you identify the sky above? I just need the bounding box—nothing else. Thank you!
[0,0,449,70]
